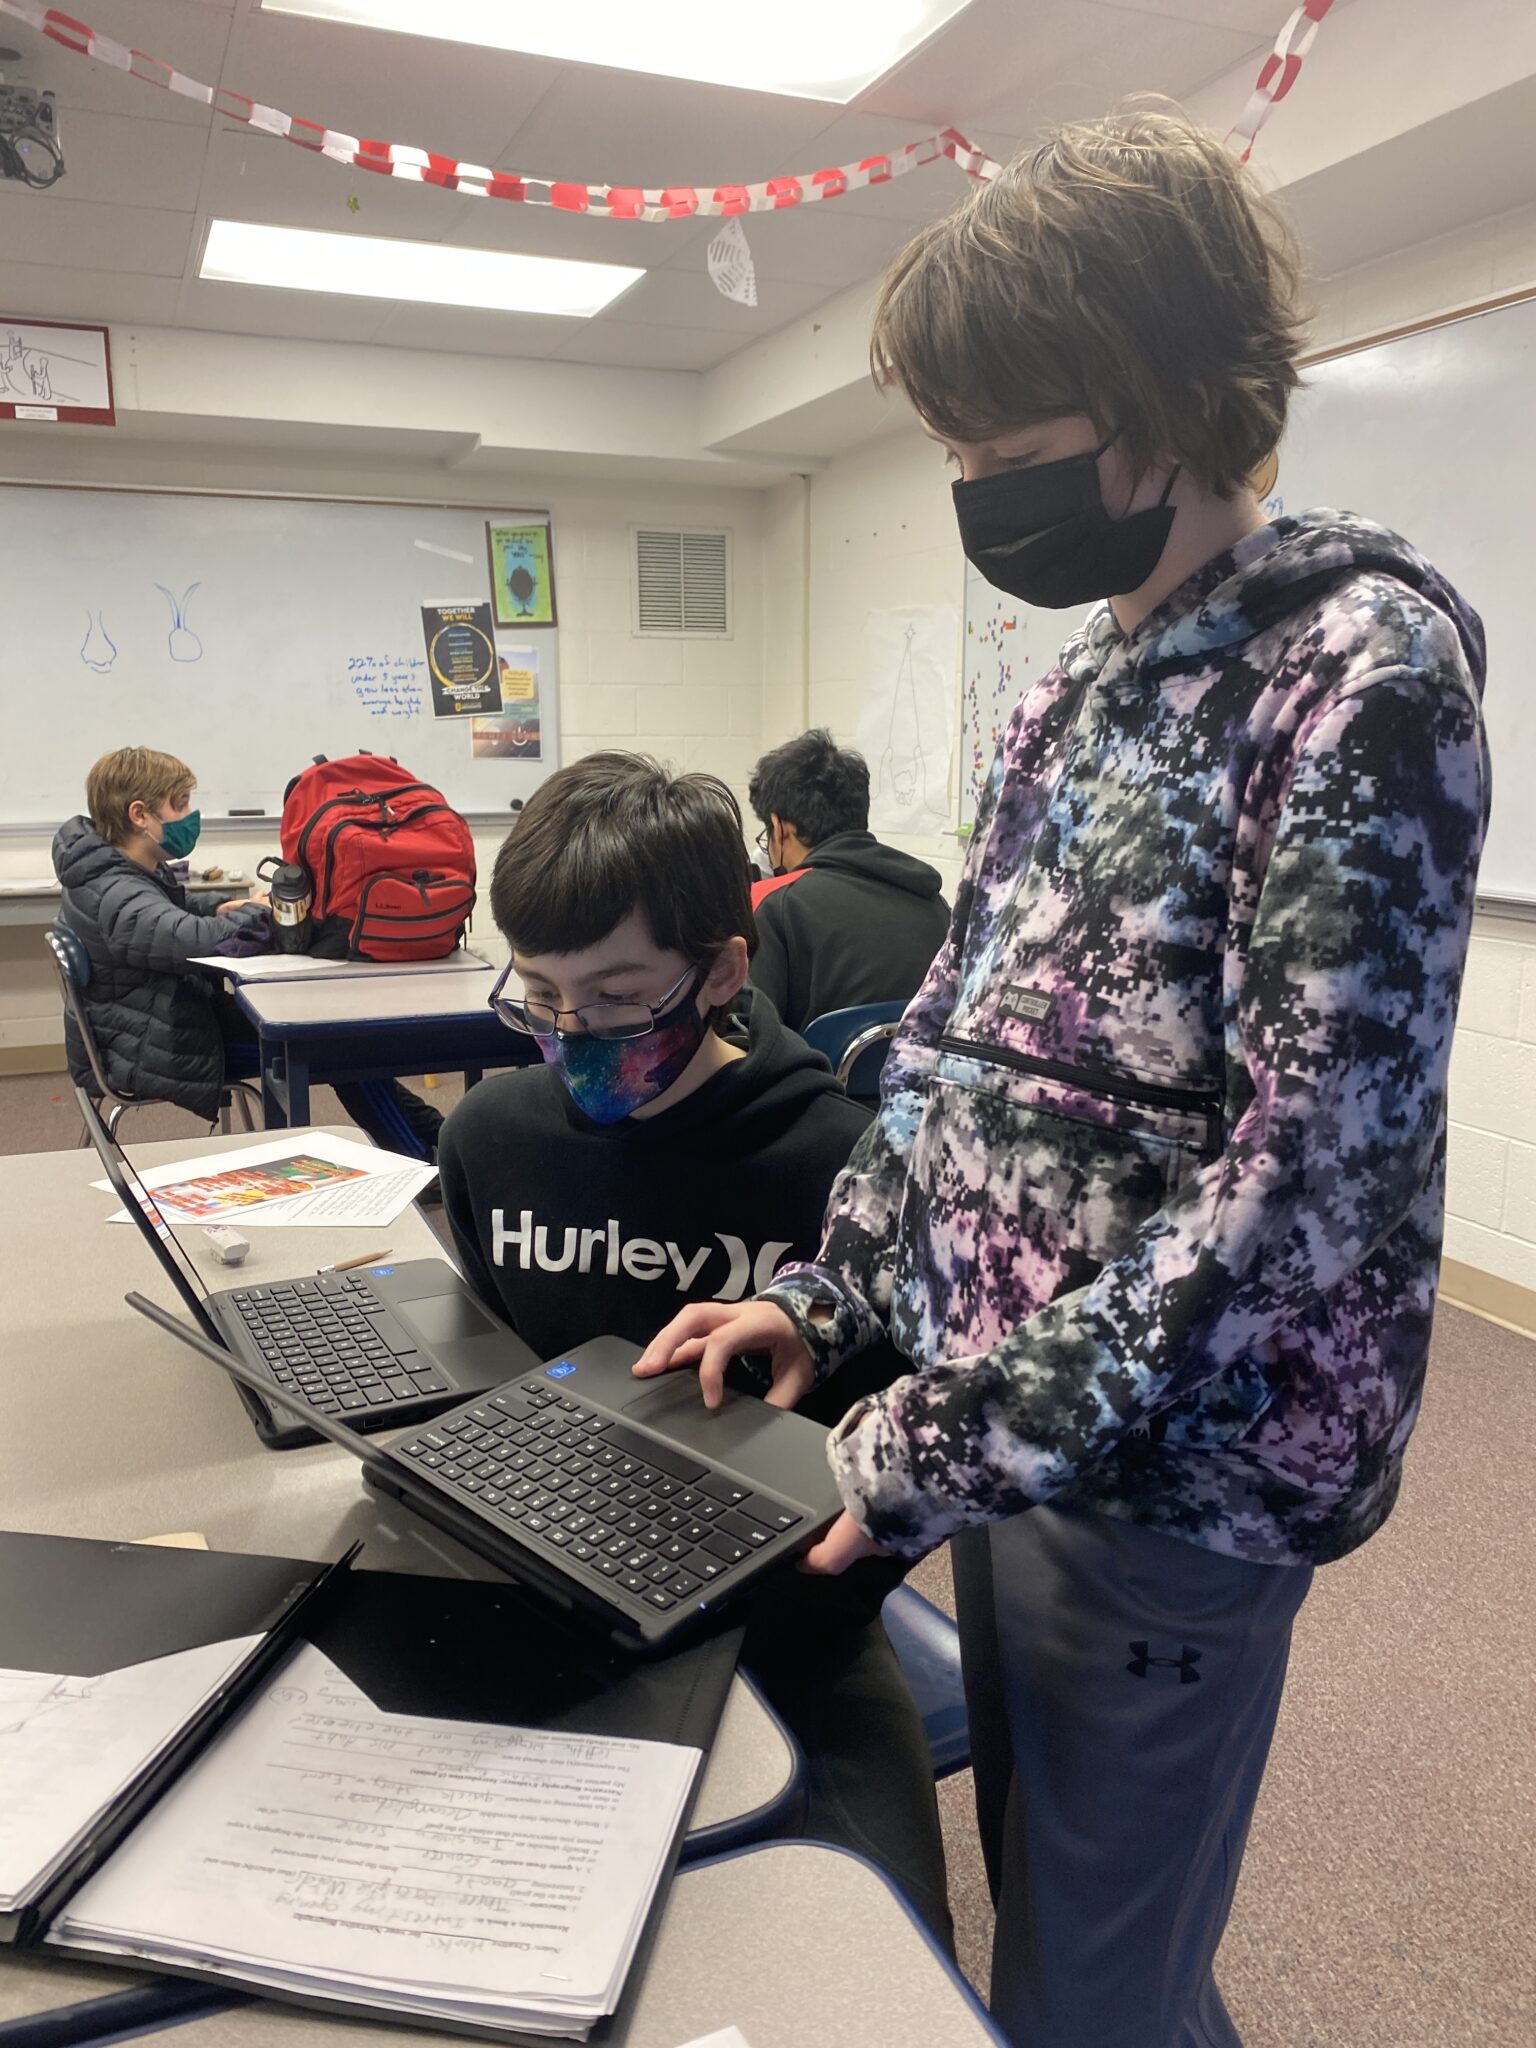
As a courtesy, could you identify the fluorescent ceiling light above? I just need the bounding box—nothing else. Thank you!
[200,220,645,317]
[262,0,974,103]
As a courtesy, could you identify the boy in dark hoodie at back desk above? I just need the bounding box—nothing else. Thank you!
[437,751,950,1940]
[747,728,949,1032]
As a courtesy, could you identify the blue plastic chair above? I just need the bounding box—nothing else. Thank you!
[882,1582,971,1780]
[801,1001,905,1104]
[47,925,262,1139]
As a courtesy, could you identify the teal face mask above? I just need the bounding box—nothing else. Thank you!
[158,810,201,860]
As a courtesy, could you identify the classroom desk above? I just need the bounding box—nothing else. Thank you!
[233,967,532,1126]
[0,1134,799,1860]
[0,1845,1003,2048]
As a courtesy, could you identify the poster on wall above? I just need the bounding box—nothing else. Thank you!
[487,521,557,628]
[420,600,501,718]
[471,645,542,759]
[0,317,115,425]
[856,605,957,837]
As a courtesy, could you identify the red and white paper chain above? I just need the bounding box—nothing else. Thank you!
[1225,0,1336,163]
[0,0,1332,213]
[0,0,1002,219]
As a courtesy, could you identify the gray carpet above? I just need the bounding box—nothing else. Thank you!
[5,1067,1532,2044]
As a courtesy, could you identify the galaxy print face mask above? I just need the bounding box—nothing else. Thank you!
[530,968,710,1125]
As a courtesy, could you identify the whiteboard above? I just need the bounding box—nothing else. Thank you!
[958,294,1532,898]
[0,486,561,826]
[1276,296,1532,904]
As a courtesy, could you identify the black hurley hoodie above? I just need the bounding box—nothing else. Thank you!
[749,830,950,1032]
[437,989,888,1417]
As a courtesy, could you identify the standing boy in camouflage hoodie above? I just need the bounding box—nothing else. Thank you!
[636,107,1491,2048]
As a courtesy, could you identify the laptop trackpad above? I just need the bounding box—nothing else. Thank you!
[622,1375,789,1459]
[399,1292,501,1346]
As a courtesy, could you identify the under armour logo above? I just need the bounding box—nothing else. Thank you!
[1126,1641,1202,1683]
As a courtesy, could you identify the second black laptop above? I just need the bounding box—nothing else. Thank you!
[81,1087,537,1448]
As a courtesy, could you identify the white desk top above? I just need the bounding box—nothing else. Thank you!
[236,967,499,1029]
[0,1845,1000,2047]
[0,1133,793,1846]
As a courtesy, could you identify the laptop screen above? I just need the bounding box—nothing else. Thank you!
[77,1088,223,1342]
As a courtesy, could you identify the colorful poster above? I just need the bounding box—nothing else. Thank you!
[420,600,501,718]
[472,645,542,758]
[149,1153,368,1219]
[486,522,556,628]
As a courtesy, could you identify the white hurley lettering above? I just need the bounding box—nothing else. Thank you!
[620,1237,667,1281]
[491,1207,793,1297]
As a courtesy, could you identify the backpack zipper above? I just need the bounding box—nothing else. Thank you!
[938,1034,1223,1153]
[318,801,457,908]
[295,781,437,886]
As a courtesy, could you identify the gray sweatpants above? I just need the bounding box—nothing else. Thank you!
[952,1502,1313,2048]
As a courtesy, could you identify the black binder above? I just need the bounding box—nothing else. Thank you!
[0,1530,349,1947]
[1,1534,741,2044]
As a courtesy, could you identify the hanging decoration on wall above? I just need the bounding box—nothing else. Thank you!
[707,219,758,307]
[0,0,1336,230]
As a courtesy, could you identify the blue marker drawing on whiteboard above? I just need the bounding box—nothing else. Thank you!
[80,610,117,673]
[157,581,203,662]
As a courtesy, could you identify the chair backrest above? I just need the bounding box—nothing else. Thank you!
[45,924,115,1101]
[801,1001,905,1103]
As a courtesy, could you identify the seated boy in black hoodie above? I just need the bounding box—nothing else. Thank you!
[438,751,949,1939]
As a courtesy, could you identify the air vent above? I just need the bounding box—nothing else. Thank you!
[632,527,732,638]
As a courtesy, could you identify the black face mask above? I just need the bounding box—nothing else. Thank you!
[952,439,1179,609]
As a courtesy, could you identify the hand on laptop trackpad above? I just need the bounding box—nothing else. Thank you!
[623,1373,793,1453]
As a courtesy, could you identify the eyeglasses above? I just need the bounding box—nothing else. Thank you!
[755,827,770,853]
[488,961,700,1042]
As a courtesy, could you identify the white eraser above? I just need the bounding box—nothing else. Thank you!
[202,1225,251,1267]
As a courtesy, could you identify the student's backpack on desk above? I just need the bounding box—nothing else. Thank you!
[278,753,476,962]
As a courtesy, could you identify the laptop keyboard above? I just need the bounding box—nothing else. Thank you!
[229,1275,449,1417]
[396,1375,805,1618]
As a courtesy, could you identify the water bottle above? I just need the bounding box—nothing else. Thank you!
[257,856,313,954]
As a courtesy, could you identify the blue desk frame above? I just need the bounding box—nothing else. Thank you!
[233,995,535,1128]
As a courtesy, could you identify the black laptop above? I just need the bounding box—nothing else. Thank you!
[127,1292,847,1656]
[82,1087,536,1449]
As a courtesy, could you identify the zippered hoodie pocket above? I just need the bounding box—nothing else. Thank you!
[890,1035,1222,1368]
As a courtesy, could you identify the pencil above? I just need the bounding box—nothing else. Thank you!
[318,1248,393,1274]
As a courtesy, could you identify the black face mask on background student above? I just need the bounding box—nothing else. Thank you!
[952,439,1179,609]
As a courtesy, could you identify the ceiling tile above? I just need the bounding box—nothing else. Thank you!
[32,109,209,214]
[0,260,173,327]
[0,192,193,276]
[860,0,1264,131]
[199,122,474,242]
[660,201,920,290]
[597,266,833,334]
[1093,1,1299,32]
[175,274,393,344]
[555,321,747,371]
[432,198,696,270]
[224,10,562,170]
[369,302,578,358]
[497,70,833,193]
[11,0,237,126]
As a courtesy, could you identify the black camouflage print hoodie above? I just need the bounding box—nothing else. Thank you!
[764,512,1491,1569]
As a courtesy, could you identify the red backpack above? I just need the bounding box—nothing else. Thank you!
[279,753,477,962]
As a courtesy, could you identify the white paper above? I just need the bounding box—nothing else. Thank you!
[58,1643,699,2035]
[189,948,490,982]
[675,2032,754,2048]
[706,219,757,307]
[95,1131,437,1230]
[0,1637,263,1910]
[857,606,958,835]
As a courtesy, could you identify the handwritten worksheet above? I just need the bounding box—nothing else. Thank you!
[56,1642,699,2038]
